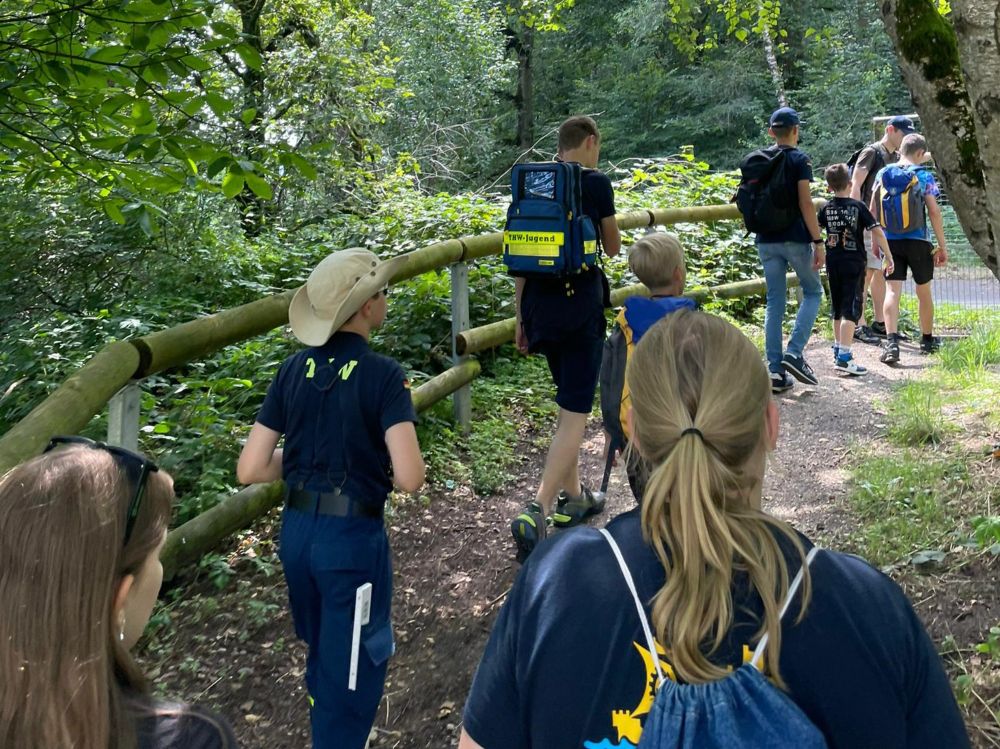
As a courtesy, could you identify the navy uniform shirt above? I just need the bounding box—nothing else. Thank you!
[520,168,615,348]
[256,331,416,504]
[755,144,814,245]
[463,508,969,749]
[819,197,878,260]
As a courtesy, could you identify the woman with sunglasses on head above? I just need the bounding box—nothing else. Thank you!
[0,436,238,749]
[459,310,968,749]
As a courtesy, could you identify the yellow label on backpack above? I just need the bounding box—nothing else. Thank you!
[504,230,564,257]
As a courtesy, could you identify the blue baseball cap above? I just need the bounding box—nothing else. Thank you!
[769,107,800,128]
[887,115,916,134]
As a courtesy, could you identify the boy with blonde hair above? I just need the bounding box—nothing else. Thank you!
[600,232,695,502]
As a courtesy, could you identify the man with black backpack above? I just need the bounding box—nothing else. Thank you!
[870,133,949,364]
[736,107,825,394]
[848,115,915,343]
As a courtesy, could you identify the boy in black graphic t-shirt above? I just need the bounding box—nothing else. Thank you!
[819,164,893,376]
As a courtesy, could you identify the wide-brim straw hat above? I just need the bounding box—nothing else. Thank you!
[288,248,405,346]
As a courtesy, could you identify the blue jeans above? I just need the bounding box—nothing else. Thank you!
[757,242,823,373]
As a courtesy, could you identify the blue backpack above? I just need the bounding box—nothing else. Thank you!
[876,165,926,234]
[503,161,598,276]
[600,529,827,749]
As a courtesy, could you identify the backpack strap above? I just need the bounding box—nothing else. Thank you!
[599,528,666,687]
[750,546,820,669]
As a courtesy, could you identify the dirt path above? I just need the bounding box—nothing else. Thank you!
[140,335,991,748]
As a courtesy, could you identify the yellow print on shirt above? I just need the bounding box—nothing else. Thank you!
[583,642,755,748]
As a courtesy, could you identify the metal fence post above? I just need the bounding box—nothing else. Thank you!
[107,382,141,451]
[450,261,472,434]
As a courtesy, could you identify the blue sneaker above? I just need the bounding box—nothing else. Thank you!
[770,370,794,394]
[832,344,841,363]
[782,353,818,385]
[835,352,867,376]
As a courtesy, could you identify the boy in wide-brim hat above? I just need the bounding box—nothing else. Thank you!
[238,248,425,749]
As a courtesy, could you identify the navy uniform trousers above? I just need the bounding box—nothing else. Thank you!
[279,506,395,749]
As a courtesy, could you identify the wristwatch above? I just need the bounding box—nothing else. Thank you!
[811,239,824,246]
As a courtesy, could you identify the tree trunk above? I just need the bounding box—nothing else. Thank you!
[761,22,787,106]
[879,0,999,280]
[949,0,1000,278]
[515,25,534,151]
[235,0,268,238]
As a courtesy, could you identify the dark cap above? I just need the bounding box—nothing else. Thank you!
[769,107,800,128]
[887,115,916,134]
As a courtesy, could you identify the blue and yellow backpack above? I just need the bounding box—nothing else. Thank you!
[503,161,598,276]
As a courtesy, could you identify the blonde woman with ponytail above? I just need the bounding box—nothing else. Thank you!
[0,438,238,749]
[460,311,968,749]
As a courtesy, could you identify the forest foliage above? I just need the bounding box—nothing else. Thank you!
[2,0,914,517]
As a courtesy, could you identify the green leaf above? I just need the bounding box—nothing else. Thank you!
[206,155,231,179]
[287,152,317,180]
[236,44,263,71]
[734,28,748,41]
[240,108,257,126]
[221,170,245,198]
[104,202,126,225]
[245,173,273,200]
[205,92,234,118]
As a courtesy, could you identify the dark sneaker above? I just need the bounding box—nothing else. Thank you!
[770,370,794,394]
[880,340,900,365]
[832,344,841,364]
[511,502,549,562]
[919,336,941,354]
[870,320,887,337]
[853,326,881,345]
[835,353,867,376]
[551,486,606,528]
[781,354,818,386]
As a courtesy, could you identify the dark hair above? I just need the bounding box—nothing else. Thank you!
[825,163,850,191]
[769,124,793,138]
[558,116,600,152]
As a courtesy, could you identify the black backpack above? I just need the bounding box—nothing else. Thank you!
[847,143,887,200]
[734,147,799,234]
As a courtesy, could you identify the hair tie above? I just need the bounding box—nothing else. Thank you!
[681,426,704,441]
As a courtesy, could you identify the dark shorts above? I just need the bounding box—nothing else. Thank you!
[827,255,866,323]
[886,238,935,285]
[539,335,603,414]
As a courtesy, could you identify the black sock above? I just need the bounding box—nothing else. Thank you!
[889,333,901,342]
[922,333,934,342]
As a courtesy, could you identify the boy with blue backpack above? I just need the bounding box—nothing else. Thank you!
[870,133,950,364]
[507,115,621,561]
[599,232,695,502]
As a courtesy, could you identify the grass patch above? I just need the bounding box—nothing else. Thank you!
[897,295,997,332]
[938,322,1000,372]
[886,380,951,445]
[848,451,967,566]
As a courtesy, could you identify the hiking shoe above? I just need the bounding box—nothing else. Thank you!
[919,336,942,354]
[870,320,887,337]
[781,354,818,386]
[551,486,606,528]
[835,354,867,376]
[770,370,794,394]
[880,340,900,365]
[853,326,881,345]
[511,502,549,562]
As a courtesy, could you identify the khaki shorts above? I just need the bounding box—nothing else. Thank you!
[864,233,882,271]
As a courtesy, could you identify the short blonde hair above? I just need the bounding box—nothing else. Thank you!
[629,232,685,289]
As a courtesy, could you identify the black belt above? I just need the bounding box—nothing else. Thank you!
[286,488,383,519]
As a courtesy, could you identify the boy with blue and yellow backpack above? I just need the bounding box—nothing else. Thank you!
[600,232,695,503]
[870,133,949,365]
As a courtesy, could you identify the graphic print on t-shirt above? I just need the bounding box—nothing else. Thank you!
[582,639,756,748]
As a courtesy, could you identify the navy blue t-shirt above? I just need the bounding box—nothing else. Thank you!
[463,509,969,749]
[520,168,615,347]
[819,197,878,260]
[755,144,814,245]
[255,331,416,503]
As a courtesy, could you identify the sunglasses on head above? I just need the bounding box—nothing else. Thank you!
[44,435,159,546]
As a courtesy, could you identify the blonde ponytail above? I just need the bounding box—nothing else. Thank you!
[627,310,809,686]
